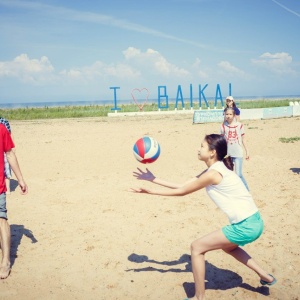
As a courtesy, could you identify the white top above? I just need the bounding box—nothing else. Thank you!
[220,122,244,157]
[205,161,258,224]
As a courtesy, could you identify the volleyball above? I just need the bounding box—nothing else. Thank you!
[133,136,160,164]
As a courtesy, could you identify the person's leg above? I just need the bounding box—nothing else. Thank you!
[188,229,276,300]
[223,246,275,284]
[233,157,249,191]
[189,229,236,300]
[0,193,11,279]
[0,218,11,279]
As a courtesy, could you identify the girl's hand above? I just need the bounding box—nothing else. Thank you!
[245,151,250,160]
[129,187,151,194]
[19,181,28,195]
[133,168,155,181]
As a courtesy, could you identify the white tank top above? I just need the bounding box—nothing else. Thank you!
[205,161,258,224]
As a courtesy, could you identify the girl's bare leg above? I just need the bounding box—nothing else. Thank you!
[0,218,11,279]
[189,229,236,300]
[188,229,275,300]
[223,246,275,283]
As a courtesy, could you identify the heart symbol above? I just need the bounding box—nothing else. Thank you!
[131,88,150,111]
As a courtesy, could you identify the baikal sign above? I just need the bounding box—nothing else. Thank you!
[109,83,232,111]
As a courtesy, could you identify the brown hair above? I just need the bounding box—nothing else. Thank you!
[226,99,237,108]
[224,107,236,116]
[204,134,234,171]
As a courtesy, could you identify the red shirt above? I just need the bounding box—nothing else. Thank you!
[0,124,15,194]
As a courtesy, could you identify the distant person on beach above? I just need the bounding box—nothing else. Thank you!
[221,107,250,191]
[0,123,28,279]
[224,96,240,122]
[0,118,14,194]
[130,134,276,300]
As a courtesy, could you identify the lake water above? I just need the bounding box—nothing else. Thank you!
[0,95,299,109]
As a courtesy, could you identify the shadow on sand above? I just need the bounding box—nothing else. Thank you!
[126,253,271,297]
[290,167,300,174]
[10,224,38,266]
[8,179,19,192]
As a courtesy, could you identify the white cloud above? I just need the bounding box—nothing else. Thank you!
[60,60,140,82]
[252,52,296,75]
[123,47,141,60]
[192,58,209,79]
[123,47,190,78]
[0,53,141,84]
[102,63,140,79]
[218,61,247,77]
[0,54,54,83]
[59,69,82,79]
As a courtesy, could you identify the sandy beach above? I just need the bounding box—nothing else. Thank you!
[0,114,299,300]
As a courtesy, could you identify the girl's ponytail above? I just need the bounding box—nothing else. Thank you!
[223,155,234,171]
[204,134,234,171]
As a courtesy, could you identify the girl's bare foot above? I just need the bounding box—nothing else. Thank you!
[0,264,11,279]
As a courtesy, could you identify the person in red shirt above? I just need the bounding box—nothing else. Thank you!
[0,124,28,279]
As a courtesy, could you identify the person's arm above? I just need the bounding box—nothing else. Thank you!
[133,167,208,189]
[6,149,28,194]
[241,135,249,160]
[220,124,225,136]
[10,134,16,153]
[235,107,241,122]
[133,168,180,188]
[223,108,227,124]
[130,169,222,196]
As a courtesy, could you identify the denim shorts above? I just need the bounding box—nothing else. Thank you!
[222,212,264,246]
[0,193,8,220]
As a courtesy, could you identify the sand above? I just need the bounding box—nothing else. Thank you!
[0,114,299,300]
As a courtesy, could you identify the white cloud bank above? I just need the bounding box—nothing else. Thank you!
[123,47,190,77]
[252,52,296,75]
[0,54,54,83]
[0,49,298,89]
[218,61,248,78]
[0,47,191,84]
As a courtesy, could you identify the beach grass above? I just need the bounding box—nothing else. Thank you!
[279,137,300,143]
[0,98,296,120]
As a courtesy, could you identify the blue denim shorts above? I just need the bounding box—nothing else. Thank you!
[222,212,264,246]
[0,193,8,220]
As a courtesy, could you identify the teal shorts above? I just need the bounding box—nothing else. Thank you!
[222,212,264,246]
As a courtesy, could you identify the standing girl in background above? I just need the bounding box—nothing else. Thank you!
[224,96,240,122]
[130,134,276,300]
[221,107,250,191]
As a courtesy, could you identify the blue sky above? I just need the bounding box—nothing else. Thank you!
[0,0,299,103]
